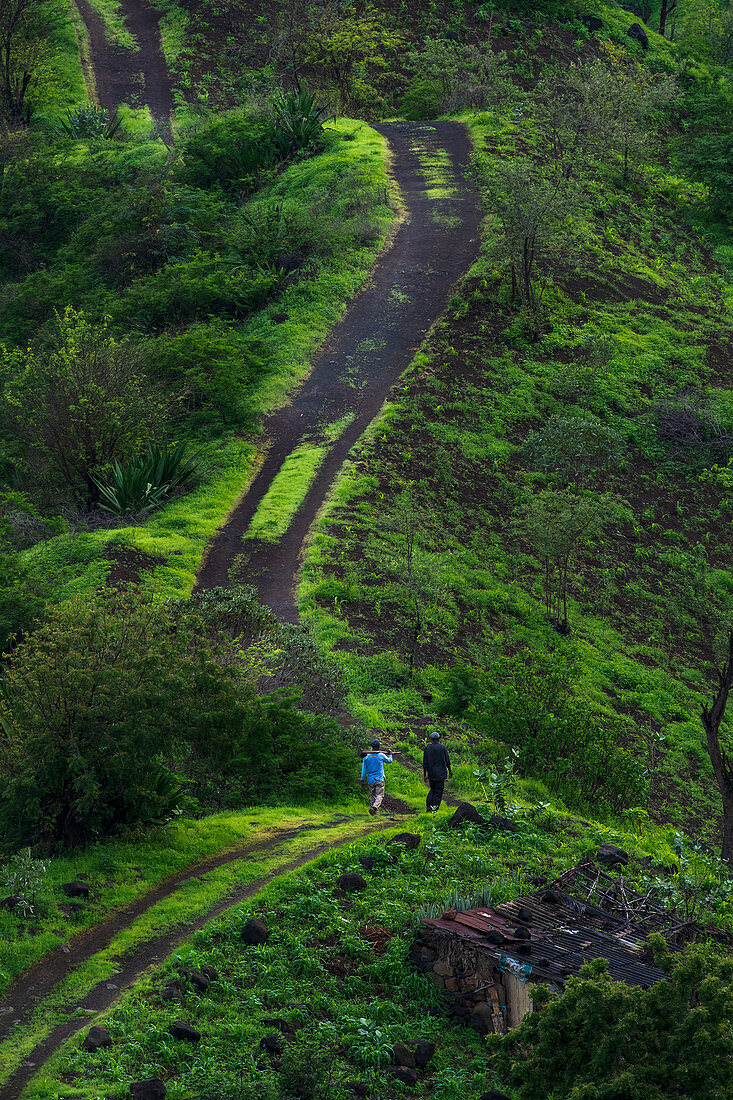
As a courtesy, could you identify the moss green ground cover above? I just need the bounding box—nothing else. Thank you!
[26,808,687,1100]
[299,100,733,840]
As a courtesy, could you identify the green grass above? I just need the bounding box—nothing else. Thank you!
[81,0,136,49]
[246,443,327,542]
[23,805,687,1100]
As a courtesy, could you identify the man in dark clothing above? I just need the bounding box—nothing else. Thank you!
[423,730,452,812]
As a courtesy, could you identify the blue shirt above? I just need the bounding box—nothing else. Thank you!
[361,751,392,784]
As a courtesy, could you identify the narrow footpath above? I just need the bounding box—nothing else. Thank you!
[195,121,483,618]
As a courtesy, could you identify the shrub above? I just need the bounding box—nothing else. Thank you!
[53,106,123,140]
[93,443,199,516]
[273,88,330,152]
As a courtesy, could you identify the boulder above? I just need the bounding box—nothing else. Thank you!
[130,1080,166,1100]
[627,22,649,49]
[241,918,269,945]
[62,881,90,899]
[387,832,421,850]
[488,815,518,833]
[540,889,560,904]
[337,872,367,893]
[200,964,219,982]
[358,856,375,871]
[261,1017,296,1037]
[169,1021,201,1043]
[392,1043,415,1068]
[596,844,629,868]
[447,802,484,828]
[260,1033,284,1056]
[470,1002,495,1035]
[414,1040,436,1069]
[83,1025,112,1052]
[512,926,531,940]
[161,980,184,1003]
[441,908,458,921]
[386,1066,418,1085]
[516,906,533,923]
[582,15,603,30]
[180,968,210,993]
[484,930,504,946]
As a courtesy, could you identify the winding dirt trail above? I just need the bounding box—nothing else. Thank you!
[195,121,483,617]
[0,813,403,1100]
[74,0,174,138]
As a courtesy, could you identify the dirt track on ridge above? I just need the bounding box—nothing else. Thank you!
[195,121,483,617]
[75,0,174,138]
[0,813,408,1100]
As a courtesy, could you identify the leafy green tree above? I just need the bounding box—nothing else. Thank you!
[303,5,405,109]
[513,489,620,631]
[488,949,733,1099]
[524,413,624,487]
[3,307,166,508]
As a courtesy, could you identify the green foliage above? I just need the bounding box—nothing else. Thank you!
[0,847,48,916]
[488,949,733,1099]
[524,413,625,486]
[53,105,122,139]
[92,443,199,516]
[273,88,330,152]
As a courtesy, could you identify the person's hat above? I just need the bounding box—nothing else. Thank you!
[429,730,440,740]
[371,738,380,748]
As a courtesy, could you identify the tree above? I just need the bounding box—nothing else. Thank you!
[303,5,404,109]
[523,413,624,487]
[513,489,619,631]
[488,950,733,1099]
[701,631,733,862]
[0,0,48,120]
[4,307,166,509]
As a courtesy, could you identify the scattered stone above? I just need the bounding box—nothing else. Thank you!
[260,1033,284,1057]
[414,1040,436,1068]
[62,881,90,899]
[346,1084,369,1098]
[337,872,367,893]
[0,1006,14,1015]
[105,983,118,990]
[272,312,289,323]
[387,832,420,850]
[358,856,375,871]
[58,903,85,917]
[528,875,548,886]
[262,1017,296,1037]
[130,1079,166,1100]
[392,1043,415,1068]
[161,980,184,1003]
[386,1066,418,1085]
[540,889,560,904]
[484,930,504,945]
[83,1025,112,1052]
[488,815,518,833]
[241,918,269,945]
[447,802,485,828]
[169,1021,201,1043]
[517,906,533,923]
[582,15,603,29]
[441,908,458,921]
[596,844,629,868]
[200,964,219,982]
[58,944,71,954]
[627,22,648,48]
[470,1003,494,1035]
[180,968,210,993]
[512,927,531,940]
[515,942,532,956]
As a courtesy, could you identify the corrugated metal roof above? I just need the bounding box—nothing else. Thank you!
[420,859,717,989]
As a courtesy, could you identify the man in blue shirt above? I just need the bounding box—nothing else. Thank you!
[361,738,393,815]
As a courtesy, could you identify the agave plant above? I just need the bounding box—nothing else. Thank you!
[54,105,123,140]
[273,89,331,153]
[92,443,199,516]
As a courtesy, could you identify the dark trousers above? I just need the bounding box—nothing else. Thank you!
[427,779,445,811]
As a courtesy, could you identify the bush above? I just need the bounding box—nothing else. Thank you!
[93,442,199,516]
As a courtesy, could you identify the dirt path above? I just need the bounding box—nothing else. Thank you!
[195,121,482,618]
[74,0,174,139]
[0,813,405,1100]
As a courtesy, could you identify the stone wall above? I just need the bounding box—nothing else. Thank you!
[409,926,508,1034]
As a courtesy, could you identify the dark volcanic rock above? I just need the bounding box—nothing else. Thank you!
[540,889,560,904]
[180,968,210,993]
[262,1017,296,1037]
[130,1080,166,1100]
[169,1021,201,1042]
[260,1033,284,1056]
[386,1066,418,1085]
[414,1040,436,1068]
[512,926,531,940]
[346,1085,369,1098]
[484,930,504,945]
[627,22,649,48]
[200,964,219,982]
[62,881,90,899]
[358,856,375,871]
[392,1042,415,1067]
[596,844,629,867]
[447,802,484,828]
[387,832,421,850]
[338,872,367,893]
[83,1025,112,1052]
[488,815,518,832]
[582,15,603,29]
[241,918,269,944]
[480,1092,512,1100]
[517,906,533,923]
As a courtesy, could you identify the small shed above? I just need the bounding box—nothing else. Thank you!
[411,859,718,1034]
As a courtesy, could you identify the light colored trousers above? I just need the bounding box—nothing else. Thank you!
[369,781,385,810]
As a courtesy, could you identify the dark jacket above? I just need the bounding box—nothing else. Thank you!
[423,742,451,781]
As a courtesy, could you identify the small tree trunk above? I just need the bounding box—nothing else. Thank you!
[701,630,733,862]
